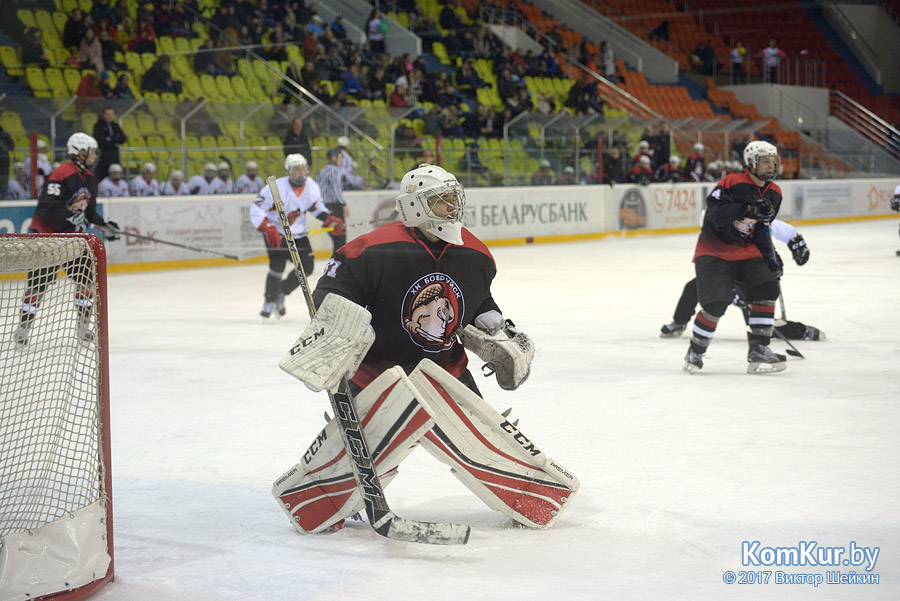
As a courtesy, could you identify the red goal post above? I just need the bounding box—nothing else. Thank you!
[0,233,114,601]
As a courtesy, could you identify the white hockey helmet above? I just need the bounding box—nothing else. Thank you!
[142,162,156,174]
[217,160,230,172]
[637,140,650,151]
[204,162,217,173]
[397,164,466,245]
[638,155,651,168]
[337,135,350,148]
[743,140,779,180]
[171,170,184,181]
[669,154,681,165]
[246,160,258,172]
[108,163,123,174]
[693,142,705,154]
[66,132,99,168]
[36,138,48,150]
[13,161,25,174]
[285,153,308,185]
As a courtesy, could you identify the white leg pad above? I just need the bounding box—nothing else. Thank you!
[272,367,434,534]
[409,359,579,528]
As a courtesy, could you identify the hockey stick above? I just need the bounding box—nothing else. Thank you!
[107,228,245,260]
[306,217,394,236]
[265,176,470,545]
[734,286,803,359]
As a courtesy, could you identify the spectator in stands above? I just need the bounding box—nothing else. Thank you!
[76,72,103,98]
[194,38,217,75]
[79,28,105,72]
[394,121,421,150]
[531,159,554,186]
[0,115,12,199]
[537,50,559,77]
[465,104,496,138]
[339,64,364,97]
[92,106,127,182]
[472,27,497,60]
[130,162,160,196]
[22,29,49,68]
[306,14,325,36]
[683,143,706,181]
[303,32,321,62]
[654,155,682,183]
[652,123,671,166]
[629,155,653,185]
[556,166,577,185]
[389,76,415,108]
[414,14,442,54]
[497,67,518,105]
[650,20,670,42]
[603,145,630,185]
[440,106,465,138]
[536,90,556,115]
[97,163,129,197]
[364,65,390,101]
[279,60,304,104]
[761,38,786,83]
[210,4,239,42]
[214,41,236,77]
[506,88,533,119]
[129,20,157,54]
[7,163,28,200]
[268,22,291,61]
[117,16,134,48]
[98,29,125,71]
[412,149,434,171]
[331,16,347,40]
[730,41,746,81]
[112,0,130,26]
[367,8,387,54]
[113,73,133,99]
[90,0,115,28]
[142,55,182,94]
[439,0,463,33]
[454,58,483,100]
[163,3,197,39]
[98,71,115,98]
[94,14,117,41]
[283,117,312,162]
[63,9,87,48]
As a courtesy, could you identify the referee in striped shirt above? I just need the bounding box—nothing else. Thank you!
[317,147,349,251]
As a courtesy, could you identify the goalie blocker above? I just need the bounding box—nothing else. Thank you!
[274,359,578,532]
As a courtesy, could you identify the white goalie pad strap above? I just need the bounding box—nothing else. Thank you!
[279,293,376,391]
[272,367,434,534]
[459,321,535,390]
[409,359,579,528]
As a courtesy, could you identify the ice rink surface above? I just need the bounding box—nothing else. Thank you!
[89,219,898,601]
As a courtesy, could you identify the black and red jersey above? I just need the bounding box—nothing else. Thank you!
[30,161,104,234]
[694,171,782,261]
[313,221,501,388]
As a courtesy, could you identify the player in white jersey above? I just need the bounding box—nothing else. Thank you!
[187,163,217,195]
[97,163,130,197]
[336,135,365,190]
[209,161,236,194]
[249,153,345,319]
[892,184,900,255]
[161,170,190,195]
[130,162,160,196]
[235,160,264,194]
[25,139,52,194]
[7,162,28,199]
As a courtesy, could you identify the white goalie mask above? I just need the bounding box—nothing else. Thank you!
[396,163,466,245]
[285,153,308,186]
[743,141,780,181]
[67,132,99,170]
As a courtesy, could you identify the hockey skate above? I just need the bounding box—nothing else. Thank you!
[660,321,686,338]
[14,324,30,346]
[260,298,274,319]
[801,326,825,341]
[273,293,286,318]
[747,343,786,374]
[683,348,704,373]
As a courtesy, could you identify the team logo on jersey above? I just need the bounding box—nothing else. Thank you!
[401,273,464,352]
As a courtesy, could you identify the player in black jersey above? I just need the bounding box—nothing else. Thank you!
[272,164,578,533]
[15,132,119,345]
[684,140,786,374]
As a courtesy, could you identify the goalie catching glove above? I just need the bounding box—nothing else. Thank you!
[460,310,535,390]
[279,293,375,391]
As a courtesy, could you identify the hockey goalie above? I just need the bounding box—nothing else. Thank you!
[272,164,579,535]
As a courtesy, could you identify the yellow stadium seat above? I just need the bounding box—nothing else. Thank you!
[143,91,159,101]
[119,115,140,138]
[215,75,237,101]
[184,135,203,161]
[136,112,156,136]
[217,135,235,150]
[157,36,175,55]
[125,52,143,74]
[245,76,268,101]
[174,37,191,54]
[44,67,68,96]
[49,47,68,66]
[199,74,224,101]
[230,75,253,102]
[25,67,51,97]
[200,135,218,160]
[17,10,36,30]
[141,53,156,71]
[52,11,67,35]
[170,55,190,80]
[182,75,203,100]
[1,46,24,77]
[61,0,78,13]
[63,67,81,93]
[35,10,54,33]
[81,112,98,134]
[78,0,92,14]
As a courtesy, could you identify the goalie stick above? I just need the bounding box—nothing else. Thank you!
[104,228,246,260]
[264,176,470,545]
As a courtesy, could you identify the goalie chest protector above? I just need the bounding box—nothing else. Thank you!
[313,222,501,387]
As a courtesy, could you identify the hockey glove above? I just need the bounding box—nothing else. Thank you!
[258,219,281,248]
[101,220,120,241]
[788,234,809,265]
[891,195,900,212]
[460,319,535,390]
[746,197,776,222]
[323,214,346,236]
[767,250,784,279]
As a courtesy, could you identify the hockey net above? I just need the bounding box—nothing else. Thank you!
[0,234,113,601]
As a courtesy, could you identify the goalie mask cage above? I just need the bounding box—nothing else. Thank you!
[0,234,114,601]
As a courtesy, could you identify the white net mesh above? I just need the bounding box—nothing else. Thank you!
[0,235,107,537]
